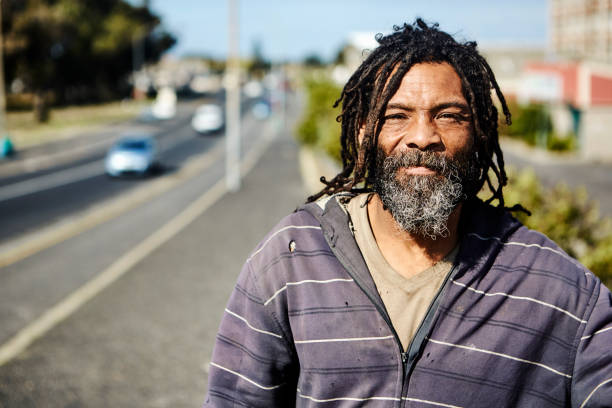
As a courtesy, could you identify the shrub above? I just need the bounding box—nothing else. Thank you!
[502,168,612,285]
[503,102,552,146]
[502,102,576,152]
[296,75,342,162]
[547,132,576,152]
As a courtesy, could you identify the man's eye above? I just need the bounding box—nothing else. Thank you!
[384,114,406,121]
[438,112,468,122]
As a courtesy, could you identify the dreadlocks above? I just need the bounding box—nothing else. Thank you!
[308,18,525,213]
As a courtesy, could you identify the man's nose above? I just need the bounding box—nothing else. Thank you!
[403,116,442,151]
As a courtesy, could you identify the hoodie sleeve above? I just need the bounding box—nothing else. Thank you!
[203,259,297,407]
[571,281,612,407]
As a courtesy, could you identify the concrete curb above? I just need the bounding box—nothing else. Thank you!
[298,146,341,196]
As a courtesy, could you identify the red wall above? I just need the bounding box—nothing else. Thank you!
[525,62,579,105]
[591,74,612,105]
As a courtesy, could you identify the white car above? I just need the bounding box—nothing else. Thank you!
[105,136,158,177]
[191,104,224,134]
[151,87,177,120]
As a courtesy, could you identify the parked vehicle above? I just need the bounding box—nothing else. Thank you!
[191,103,224,134]
[105,135,159,177]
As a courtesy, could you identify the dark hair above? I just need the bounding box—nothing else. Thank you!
[308,18,525,213]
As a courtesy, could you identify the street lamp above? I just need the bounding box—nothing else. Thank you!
[225,0,241,191]
[0,0,14,158]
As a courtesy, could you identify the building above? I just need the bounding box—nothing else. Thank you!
[551,0,612,63]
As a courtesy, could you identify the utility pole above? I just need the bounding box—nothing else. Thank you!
[0,0,7,138]
[225,0,241,191]
[0,0,12,158]
[132,0,149,100]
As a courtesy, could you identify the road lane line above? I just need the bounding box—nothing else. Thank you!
[0,124,197,203]
[0,142,224,268]
[0,160,103,202]
[0,114,281,366]
[0,179,227,367]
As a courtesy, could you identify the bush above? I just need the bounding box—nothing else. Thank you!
[502,168,612,285]
[547,132,576,152]
[296,75,342,162]
[503,102,552,146]
[502,102,576,152]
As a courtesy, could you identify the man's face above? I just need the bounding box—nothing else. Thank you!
[378,62,473,161]
[373,62,480,238]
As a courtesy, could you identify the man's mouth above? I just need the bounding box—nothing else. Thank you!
[399,166,437,176]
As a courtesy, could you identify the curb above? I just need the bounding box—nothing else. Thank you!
[298,146,341,196]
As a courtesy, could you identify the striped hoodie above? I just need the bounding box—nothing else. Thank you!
[204,194,612,407]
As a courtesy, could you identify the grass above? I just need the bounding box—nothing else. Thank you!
[5,99,152,149]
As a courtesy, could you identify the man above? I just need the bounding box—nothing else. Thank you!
[204,19,612,407]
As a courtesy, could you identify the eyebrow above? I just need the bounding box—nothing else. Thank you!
[386,102,470,112]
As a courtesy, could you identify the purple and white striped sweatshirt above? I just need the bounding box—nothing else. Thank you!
[204,194,612,407]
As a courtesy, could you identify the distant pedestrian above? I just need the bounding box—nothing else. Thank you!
[204,19,612,407]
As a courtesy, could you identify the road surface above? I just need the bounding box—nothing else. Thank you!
[0,92,307,407]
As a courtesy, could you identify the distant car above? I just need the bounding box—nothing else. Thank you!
[151,87,177,120]
[251,99,271,120]
[105,136,159,177]
[191,104,224,134]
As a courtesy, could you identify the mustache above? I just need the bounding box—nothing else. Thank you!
[379,150,454,175]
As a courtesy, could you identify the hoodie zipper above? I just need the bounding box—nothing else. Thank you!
[323,231,407,404]
[400,265,457,405]
[336,246,457,406]
[314,198,457,406]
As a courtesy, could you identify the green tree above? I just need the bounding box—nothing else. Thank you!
[247,39,270,79]
[296,76,342,161]
[2,0,175,121]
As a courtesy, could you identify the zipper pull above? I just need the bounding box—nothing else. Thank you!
[401,352,408,364]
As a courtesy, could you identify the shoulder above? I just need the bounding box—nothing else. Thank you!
[461,199,597,297]
[236,201,353,316]
[245,207,324,268]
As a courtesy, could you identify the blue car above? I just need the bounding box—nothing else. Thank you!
[105,135,159,177]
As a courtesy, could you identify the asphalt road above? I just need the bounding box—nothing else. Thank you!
[0,93,306,407]
[0,98,225,245]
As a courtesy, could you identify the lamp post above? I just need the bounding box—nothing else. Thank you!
[225,0,241,191]
[0,0,13,158]
[0,0,7,136]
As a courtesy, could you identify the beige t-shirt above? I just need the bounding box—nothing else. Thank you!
[346,193,457,351]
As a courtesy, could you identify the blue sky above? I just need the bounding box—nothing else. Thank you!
[148,0,548,61]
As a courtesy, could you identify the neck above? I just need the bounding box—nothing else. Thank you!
[367,194,462,279]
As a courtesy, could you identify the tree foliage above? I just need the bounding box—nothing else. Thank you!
[2,0,176,107]
[502,169,612,285]
[501,102,576,152]
[296,75,342,161]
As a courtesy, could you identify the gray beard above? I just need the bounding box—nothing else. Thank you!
[373,148,479,239]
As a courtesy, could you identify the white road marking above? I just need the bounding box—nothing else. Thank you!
[0,115,280,366]
[0,142,224,268]
[0,125,195,203]
[0,160,103,202]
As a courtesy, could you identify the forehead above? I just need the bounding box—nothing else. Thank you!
[387,62,466,105]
